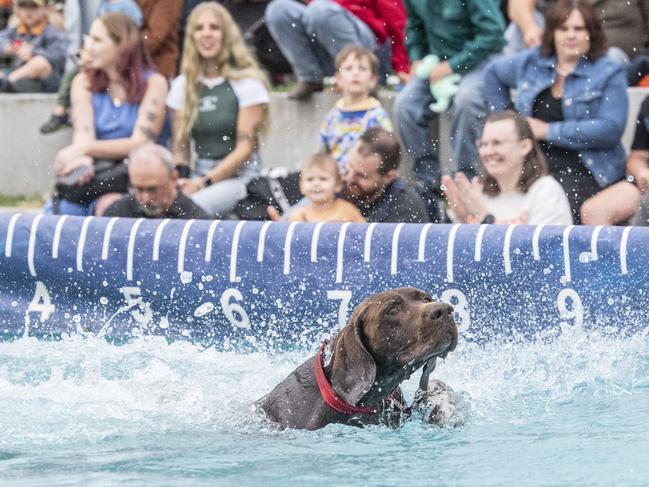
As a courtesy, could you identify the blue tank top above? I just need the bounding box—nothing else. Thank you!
[92,93,140,140]
[91,71,171,145]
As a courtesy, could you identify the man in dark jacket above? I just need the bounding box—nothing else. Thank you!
[341,128,429,223]
[266,128,429,223]
[103,144,210,219]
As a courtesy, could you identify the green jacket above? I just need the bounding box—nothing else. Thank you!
[404,0,505,73]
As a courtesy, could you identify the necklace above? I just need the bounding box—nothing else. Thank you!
[107,85,125,107]
[203,64,220,76]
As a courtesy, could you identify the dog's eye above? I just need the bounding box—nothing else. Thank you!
[422,295,433,303]
[386,302,400,315]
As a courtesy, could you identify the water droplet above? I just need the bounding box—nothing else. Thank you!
[72,314,81,323]
[159,317,170,329]
[102,280,109,287]
[194,302,214,317]
[99,297,108,305]
[579,252,596,263]
[180,271,193,284]
[607,297,614,305]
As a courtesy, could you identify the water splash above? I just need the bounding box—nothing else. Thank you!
[0,325,648,485]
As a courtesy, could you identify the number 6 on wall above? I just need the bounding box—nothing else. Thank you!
[220,288,251,329]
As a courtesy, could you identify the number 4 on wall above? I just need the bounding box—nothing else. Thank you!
[27,281,55,322]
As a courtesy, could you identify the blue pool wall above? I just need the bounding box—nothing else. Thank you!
[0,213,647,345]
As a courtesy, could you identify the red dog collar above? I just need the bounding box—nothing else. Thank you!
[314,340,376,415]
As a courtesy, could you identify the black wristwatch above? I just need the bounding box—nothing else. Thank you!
[481,213,496,224]
[202,175,213,188]
[175,164,191,179]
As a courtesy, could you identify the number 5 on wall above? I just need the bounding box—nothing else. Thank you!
[120,286,153,324]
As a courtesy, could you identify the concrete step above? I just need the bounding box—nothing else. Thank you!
[0,87,647,196]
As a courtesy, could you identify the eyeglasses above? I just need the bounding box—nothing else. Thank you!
[130,184,165,196]
[475,138,522,150]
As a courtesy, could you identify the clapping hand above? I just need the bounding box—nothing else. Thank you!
[441,172,488,223]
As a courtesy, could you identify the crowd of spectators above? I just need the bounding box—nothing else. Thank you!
[2,0,649,226]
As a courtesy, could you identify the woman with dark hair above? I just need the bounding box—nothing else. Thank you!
[442,110,572,225]
[49,11,168,215]
[484,0,633,224]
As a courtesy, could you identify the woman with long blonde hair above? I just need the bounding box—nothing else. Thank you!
[167,1,270,217]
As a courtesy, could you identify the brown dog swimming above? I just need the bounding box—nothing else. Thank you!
[257,287,458,430]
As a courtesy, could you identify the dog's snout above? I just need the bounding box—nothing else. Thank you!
[427,302,453,321]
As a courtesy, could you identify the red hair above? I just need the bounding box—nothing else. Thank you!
[87,12,154,103]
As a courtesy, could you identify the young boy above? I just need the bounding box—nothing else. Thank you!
[0,0,67,92]
[287,153,365,222]
[320,46,393,170]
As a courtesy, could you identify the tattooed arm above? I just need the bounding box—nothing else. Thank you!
[171,108,191,167]
[79,73,169,160]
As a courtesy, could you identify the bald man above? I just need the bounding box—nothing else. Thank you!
[103,143,210,219]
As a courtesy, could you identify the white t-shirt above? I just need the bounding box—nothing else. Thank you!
[485,175,573,225]
[166,75,270,111]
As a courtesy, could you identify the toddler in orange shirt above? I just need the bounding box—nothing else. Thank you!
[289,153,365,222]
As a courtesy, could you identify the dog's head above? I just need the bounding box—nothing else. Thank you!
[329,287,458,406]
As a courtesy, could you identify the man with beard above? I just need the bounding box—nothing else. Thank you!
[341,128,430,223]
[103,143,210,219]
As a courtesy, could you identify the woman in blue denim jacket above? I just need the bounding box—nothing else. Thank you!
[484,0,634,224]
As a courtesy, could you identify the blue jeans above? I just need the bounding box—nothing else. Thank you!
[393,60,491,188]
[64,0,100,69]
[503,11,545,56]
[265,0,376,82]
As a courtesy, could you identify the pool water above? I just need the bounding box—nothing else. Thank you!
[1,325,648,486]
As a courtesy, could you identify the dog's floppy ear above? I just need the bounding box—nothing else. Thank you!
[329,306,377,406]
